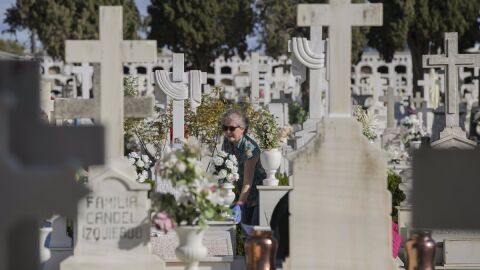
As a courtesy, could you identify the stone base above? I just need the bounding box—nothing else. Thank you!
[164,256,233,270]
[432,127,476,149]
[61,254,165,270]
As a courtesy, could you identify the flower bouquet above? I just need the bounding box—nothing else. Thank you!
[127,152,153,183]
[212,150,239,185]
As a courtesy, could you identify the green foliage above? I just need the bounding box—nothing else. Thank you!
[236,224,245,256]
[368,0,480,88]
[4,0,141,59]
[147,0,255,70]
[288,101,306,125]
[256,0,370,63]
[387,168,406,222]
[0,39,25,54]
[275,172,289,186]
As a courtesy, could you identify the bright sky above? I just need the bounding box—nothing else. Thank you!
[0,0,258,52]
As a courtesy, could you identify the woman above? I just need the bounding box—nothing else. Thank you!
[221,108,266,225]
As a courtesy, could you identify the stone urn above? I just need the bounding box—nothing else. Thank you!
[221,182,236,207]
[260,149,282,186]
[175,226,208,270]
[39,226,52,263]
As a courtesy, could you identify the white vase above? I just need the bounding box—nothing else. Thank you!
[260,149,282,186]
[222,182,236,207]
[39,227,52,263]
[175,226,208,270]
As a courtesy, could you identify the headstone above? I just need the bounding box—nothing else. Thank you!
[0,60,104,270]
[40,80,55,123]
[380,87,403,131]
[59,6,165,270]
[58,6,156,160]
[239,53,270,104]
[285,2,394,269]
[423,32,478,148]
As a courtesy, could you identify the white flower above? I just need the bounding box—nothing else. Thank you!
[229,154,237,163]
[218,169,227,179]
[137,170,148,183]
[128,157,136,165]
[195,163,203,175]
[226,173,235,182]
[233,173,239,181]
[176,161,187,173]
[129,152,139,159]
[213,156,224,166]
[231,166,238,173]
[187,157,197,165]
[225,160,234,169]
[142,155,150,164]
[136,160,145,168]
[218,150,228,158]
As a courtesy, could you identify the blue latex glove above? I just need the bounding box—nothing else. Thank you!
[232,204,242,224]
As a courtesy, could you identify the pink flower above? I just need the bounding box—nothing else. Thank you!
[392,222,401,258]
[153,211,175,233]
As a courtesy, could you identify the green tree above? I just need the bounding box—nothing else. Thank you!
[369,0,480,91]
[147,0,255,70]
[4,0,141,59]
[0,39,25,55]
[257,0,370,63]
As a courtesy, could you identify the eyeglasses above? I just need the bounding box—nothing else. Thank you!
[222,125,241,132]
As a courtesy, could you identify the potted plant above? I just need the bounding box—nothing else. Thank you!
[212,150,239,207]
[252,108,289,186]
[152,138,228,270]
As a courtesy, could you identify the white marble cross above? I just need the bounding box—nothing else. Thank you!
[59,6,157,160]
[380,87,402,129]
[0,60,103,270]
[71,62,93,99]
[297,0,382,116]
[289,27,326,120]
[423,32,480,131]
[154,53,207,142]
[240,53,269,104]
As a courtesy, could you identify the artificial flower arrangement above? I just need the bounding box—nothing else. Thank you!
[212,150,239,185]
[400,115,426,147]
[151,138,229,230]
[128,152,153,183]
[354,105,378,141]
[251,108,287,150]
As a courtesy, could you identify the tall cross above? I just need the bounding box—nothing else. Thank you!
[62,6,156,160]
[239,53,269,104]
[0,60,103,270]
[155,54,208,142]
[297,0,383,116]
[423,32,480,130]
[380,87,402,129]
[289,27,326,120]
[71,62,93,99]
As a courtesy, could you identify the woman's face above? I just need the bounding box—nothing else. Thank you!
[223,116,245,143]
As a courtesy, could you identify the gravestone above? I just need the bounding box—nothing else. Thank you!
[239,53,270,105]
[59,6,165,270]
[155,53,208,143]
[40,79,55,123]
[0,60,104,270]
[423,33,478,149]
[285,2,395,269]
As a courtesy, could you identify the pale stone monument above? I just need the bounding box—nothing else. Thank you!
[284,1,394,269]
[238,52,270,104]
[423,33,478,149]
[40,79,55,123]
[0,60,104,270]
[59,6,165,270]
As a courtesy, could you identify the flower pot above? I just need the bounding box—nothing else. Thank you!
[260,149,282,186]
[175,226,208,270]
[222,182,236,207]
[245,228,278,270]
[39,227,52,263]
[415,231,436,270]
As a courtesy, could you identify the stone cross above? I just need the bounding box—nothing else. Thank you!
[240,53,269,104]
[297,0,382,116]
[60,6,156,160]
[71,62,93,99]
[289,27,326,121]
[380,87,402,129]
[40,80,54,123]
[423,32,480,131]
[412,92,424,109]
[155,53,187,143]
[0,60,104,270]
